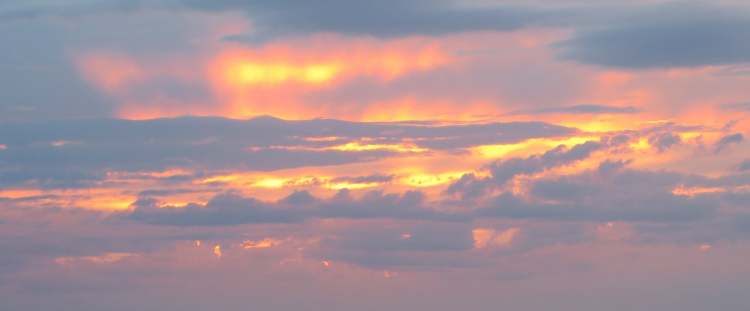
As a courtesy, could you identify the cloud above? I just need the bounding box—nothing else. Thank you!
[321,221,474,253]
[714,133,744,154]
[507,104,639,115]
[0,18,115,122]
[557,3,750,68]
[446,141,605,199]
[318,190,464,221]
[738,159,750,171]
[477,167,715,222]
[331,174,394,184]
[179,0,546,41]
[0,116,573,188]
[648,132,682,152]
[128,193,305,226]
[126,189,464,226]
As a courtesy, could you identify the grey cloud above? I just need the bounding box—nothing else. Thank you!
[488,141,603,183]
[0,0,148,21]
[318,190,464,221]
[596,158,631,176]
[478,168,715,222]
[128,193,306,226]
[312,221,479,269]
[557,3,750,68]
[737,214,750,233]
[0,19,114,122]
[126,189,465,226]
[648,132,681,152]
[0,203,225,280]
[722,102,750,112]
[321,222,474,253]
[447,141,605,199]
[180,0,547,41]
[714,133,744,154]
[0,116,573,188]
[738,159,750,171]
[119,138,737,227]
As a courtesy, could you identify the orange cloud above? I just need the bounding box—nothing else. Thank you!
[242,238,281,249]
[76,52,146,94]
[76,36,454,121]
[472,227,520,249]
[55,252,136,265]
[208,37,453,120]
[214,244,223,258]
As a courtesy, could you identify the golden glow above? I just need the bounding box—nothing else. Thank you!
[247,141,430,154]
[679,132,703,141]
[87,36,453,121]
[629,138,651,151]
[253,178,294,189]
[55,252,135,265]
[472,227,520,249]
[473,136,599,159]
[77,196,136,211]
[227,62,339,85]
[213,244,223,258]
[399,171,466,188]
[672,185,726,197]
[562,120,627,133]
[328,141,428,153]
[198,172,389,191]
[0,188,136,211]
[326,181,382,190]
[242,238,280,249]
[200,173,319,190]
[200,174,243,184]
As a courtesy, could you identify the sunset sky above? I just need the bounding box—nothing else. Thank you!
[2,1,750,310]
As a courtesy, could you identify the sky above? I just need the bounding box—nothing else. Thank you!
[2,0,750,310]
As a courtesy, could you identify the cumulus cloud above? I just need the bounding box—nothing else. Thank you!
[446,141,605,199]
